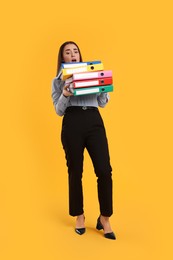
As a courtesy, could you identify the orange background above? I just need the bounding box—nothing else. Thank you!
[0,0,172,259]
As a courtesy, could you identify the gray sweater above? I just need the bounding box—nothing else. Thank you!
[51,77,110,116]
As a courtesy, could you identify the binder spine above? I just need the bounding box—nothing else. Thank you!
[61,60,101,68]
[73,85,113,96]
[62,63,104,79]
[73,77,113,88]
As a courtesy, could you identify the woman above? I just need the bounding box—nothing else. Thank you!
[51,41,116,240]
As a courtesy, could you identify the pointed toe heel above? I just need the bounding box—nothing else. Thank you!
[96,216,116,240]
[75,228,86,235]
[75,214,85,235]
[104,232,116,240]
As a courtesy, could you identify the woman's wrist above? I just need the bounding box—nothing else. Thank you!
[63,93,68,98]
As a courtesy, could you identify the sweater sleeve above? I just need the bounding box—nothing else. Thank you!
[51,78,70,116]
[97,92,110,107]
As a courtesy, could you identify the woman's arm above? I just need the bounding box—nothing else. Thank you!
[97,93,110,108]
[51,78,70,116]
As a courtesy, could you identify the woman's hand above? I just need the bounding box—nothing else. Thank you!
[63,85,73,97]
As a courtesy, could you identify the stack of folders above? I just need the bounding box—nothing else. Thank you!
[61,61,114,96]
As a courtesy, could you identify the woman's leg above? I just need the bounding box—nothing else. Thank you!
[61,112,85,216]
[85,111,113,217]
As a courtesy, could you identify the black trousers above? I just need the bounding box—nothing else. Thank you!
[61,106,113,217]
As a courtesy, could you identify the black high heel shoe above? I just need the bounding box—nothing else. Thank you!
[75,227,86,235]
[96,216,116,240]
[75,215,86,235]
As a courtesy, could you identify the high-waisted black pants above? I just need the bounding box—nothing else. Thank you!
[61,106,113,217]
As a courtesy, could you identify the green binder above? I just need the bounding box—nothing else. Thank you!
[73,85,113,96]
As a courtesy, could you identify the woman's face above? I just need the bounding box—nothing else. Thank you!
[62,44,80,63]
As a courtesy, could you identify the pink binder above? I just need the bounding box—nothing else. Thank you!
[72,70,112,81]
